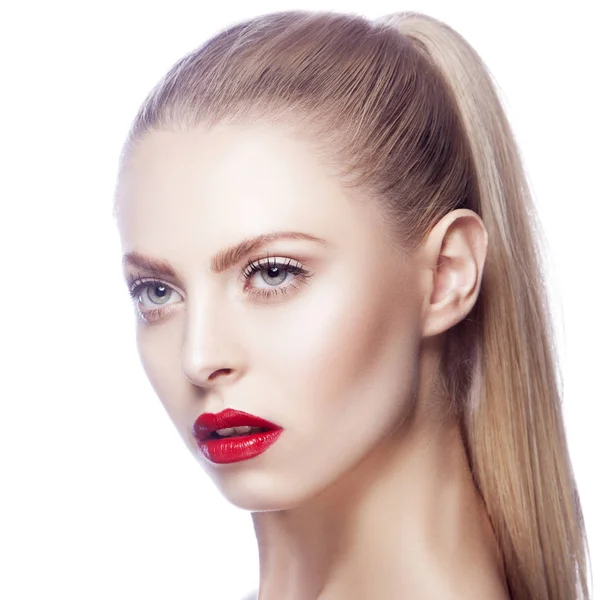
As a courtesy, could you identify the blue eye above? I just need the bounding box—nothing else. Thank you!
[125,255,314,323]
[241,255,314,301]
[144,283,172,304]
[242,256,310,293]
[127,278,183,310]
[260,265,288,286]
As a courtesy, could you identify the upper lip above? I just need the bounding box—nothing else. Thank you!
[193,408,281,442]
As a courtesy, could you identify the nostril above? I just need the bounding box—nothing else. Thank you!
[208,368,233,381]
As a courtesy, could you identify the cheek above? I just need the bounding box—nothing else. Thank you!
[249,265,422,426]
[227,276,422,510]
[135,325,188,424]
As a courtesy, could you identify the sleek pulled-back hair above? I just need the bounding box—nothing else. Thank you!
[118,11,590,600]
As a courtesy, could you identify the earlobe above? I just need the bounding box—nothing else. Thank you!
[421,209,488,338]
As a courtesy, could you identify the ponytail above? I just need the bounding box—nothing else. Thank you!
[378,12,590,599]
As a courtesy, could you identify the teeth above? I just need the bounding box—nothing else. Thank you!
[233,426,252,434]
[215,427,235,436]
[214,426,266,438]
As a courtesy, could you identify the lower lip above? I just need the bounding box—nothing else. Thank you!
[196,429,283,464]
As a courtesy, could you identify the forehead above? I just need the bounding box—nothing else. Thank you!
[115,123,389,262]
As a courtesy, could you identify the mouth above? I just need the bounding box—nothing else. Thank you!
[206,426,270,440]
[192,408,281,442]
[192,408,283,465]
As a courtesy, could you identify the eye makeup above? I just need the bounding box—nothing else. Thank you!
[126,253,314,323]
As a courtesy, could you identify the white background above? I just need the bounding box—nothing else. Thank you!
[1,1,598,598]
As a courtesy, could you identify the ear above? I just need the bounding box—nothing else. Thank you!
[419,209,488,338]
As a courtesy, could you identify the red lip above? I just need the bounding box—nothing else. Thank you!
[193,408,280,441]
[193,408,283,464]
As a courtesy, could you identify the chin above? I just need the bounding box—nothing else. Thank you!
[210,470,323,512]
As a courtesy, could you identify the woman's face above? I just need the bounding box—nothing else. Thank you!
[116,123,426,510]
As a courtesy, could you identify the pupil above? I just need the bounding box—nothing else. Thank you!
[261,265,286,286]
[148,284,170,304]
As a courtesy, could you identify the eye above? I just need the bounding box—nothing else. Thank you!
[125,255,314,324]
[242,255,313,299]
[258,265,287,286]
[126,277,183,322]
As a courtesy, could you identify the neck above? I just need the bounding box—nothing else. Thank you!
[251,394,509,599]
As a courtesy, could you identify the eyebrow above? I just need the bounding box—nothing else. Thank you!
[122,231,327,278]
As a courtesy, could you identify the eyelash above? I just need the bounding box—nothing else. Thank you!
[126,254,313,322]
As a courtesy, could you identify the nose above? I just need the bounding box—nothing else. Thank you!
[181,298,244,388]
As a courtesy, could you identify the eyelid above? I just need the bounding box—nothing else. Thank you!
[127,274,184,296]
[241,254,306,277]
[125,252,315,317]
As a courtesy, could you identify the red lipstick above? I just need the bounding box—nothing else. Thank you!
[193,408,283,464]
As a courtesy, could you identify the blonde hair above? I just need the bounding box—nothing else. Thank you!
[121,10,590,599]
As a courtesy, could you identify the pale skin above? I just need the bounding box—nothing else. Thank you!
[116,122,510,600]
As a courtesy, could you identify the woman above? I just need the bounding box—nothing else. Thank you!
[113,10,590,600]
